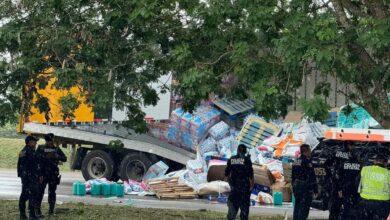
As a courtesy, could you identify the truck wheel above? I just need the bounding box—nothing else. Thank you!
[81,150,115,180]
[119,153,153,181]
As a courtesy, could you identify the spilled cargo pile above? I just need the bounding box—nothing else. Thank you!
[144,106,329,206]
[72,102,331,207]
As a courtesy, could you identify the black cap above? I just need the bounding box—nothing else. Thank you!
[25,135,38,144]
[44,133,55,142]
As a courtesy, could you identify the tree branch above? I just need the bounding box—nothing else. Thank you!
[330,0,350,29]
[200,51,233,66]
[362,0,388,19]
[340,0,365,18]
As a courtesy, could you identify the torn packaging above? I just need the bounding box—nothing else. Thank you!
[253,165,275,187]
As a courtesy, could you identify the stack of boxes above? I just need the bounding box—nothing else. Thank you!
[167,106,220,151]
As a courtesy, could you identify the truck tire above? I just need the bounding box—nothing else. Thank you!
[119,153,153,181]
[81,150,115,181]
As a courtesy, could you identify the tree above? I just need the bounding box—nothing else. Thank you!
[168,0,389,127]
[0,0,180,132]
[1,0,389,129]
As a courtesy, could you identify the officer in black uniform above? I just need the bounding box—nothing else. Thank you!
[36,133,67,216]
[225,144,254,220]
[17,135,41,220]
[292,144,318,220]
[328,143,343,220]
[333,141,361,220]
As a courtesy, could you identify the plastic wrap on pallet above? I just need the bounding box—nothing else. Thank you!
[180,112,193,131]
[143,161,169,181]
[179,170,207,192]
[201,108,221,125]
[292,120,327,148]
[200,137,217,155]
[190,115,207,137]
[218,135,238,158]
[181,131,196,151]
[186,159,204,174]
[171,108,184,125]
[257,152,273,165]
[209,121,230,140]
[167,125,179,144]
[218,135,236,152]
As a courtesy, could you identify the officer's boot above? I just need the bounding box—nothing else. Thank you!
[19,202,27,220]
[29,207,39,220]
[48,202,55,216]
[36,207,44,218]
[19,211,27,220]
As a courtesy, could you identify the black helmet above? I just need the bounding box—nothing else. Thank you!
[25,135,38,144]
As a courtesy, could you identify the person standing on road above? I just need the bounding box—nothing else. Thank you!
[328,141,354,220]
[334,141,361,219]
[358,154,389,220]
[36,133,67,216]
[17,135,41,220]
[225,144,254,220]
[292,144,318,220]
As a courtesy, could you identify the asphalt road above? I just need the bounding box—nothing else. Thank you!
[0,169,329,219]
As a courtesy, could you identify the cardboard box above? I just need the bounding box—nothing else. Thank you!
[283,163,292,183]
[253,165,275,187]
[271,181,292,202]
[207,165,227,182]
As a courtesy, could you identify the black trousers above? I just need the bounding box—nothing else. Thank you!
[293,181,314,220]
[293,194,313,220]
[329,190,342,220]
[227,193,250,220]
[340,189,360,220]
[360,199,390,220]
[19,179,39,216]
[38,178,58,211]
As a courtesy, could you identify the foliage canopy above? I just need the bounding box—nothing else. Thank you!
[0,0,389,128]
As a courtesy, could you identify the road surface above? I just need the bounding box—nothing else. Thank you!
[0,169,329,219]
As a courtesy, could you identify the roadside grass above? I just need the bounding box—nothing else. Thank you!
[0,200,285,220]
[0,137,73,172]
[0,123,25,139]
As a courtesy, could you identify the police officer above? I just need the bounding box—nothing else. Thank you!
[358,154,389,220]
[225,144,254,220]
[36,133,67,216]
[292,144,318,220]
[337,141,361,219]
[17,135,41,220]
[330,141,361,219]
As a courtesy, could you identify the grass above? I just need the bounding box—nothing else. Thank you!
[0,125,73,172]
[0,200,285,220]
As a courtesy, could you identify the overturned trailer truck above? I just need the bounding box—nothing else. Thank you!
[19,74,195,181]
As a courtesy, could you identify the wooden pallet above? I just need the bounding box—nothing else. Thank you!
[147,177,198,199]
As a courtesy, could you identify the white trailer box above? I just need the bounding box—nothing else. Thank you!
[112,74,172,121]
